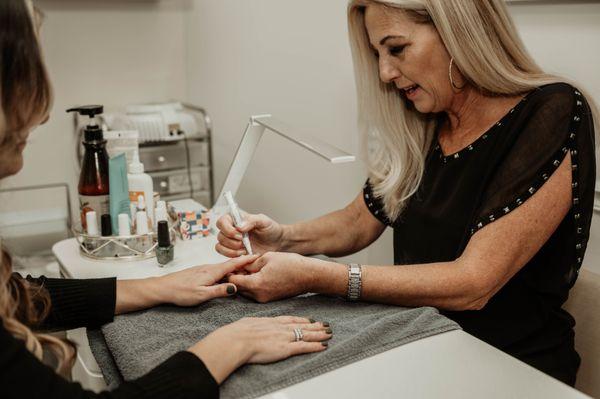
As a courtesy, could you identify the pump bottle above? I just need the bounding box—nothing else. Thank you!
[68,105,110,230]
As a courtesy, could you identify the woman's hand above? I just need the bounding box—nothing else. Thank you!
[115,255,259,314]
[227,252,319,303]
[216,212,285,257]
[189,316,332,384]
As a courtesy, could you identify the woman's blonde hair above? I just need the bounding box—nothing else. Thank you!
[0,1,75,375]
[348,0,598,221]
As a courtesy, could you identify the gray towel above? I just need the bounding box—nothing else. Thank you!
[88,294,459,398]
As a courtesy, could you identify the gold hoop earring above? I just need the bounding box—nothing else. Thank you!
[448,57,466,91]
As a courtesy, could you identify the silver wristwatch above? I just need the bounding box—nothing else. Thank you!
[347,263,362,301]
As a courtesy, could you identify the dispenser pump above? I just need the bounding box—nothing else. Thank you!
[67,105,104,142]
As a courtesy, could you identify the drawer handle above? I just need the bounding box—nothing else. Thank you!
[157,156,166,163]
[160,181,168,188]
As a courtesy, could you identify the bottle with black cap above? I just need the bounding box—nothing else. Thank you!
[67,105,110,231]
[156,220,173,266]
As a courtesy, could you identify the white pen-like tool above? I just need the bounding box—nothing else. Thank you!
[224,191,253,255]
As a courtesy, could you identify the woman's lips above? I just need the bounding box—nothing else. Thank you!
[404,84,420,100]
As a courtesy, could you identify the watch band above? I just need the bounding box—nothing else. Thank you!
[347,263,362,301]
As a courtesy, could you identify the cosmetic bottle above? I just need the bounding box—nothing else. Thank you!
[68,105,110,231]
[85,211,99,252]
[156,220,174,266]
[128,150,154,225]
[118,213,131,236]
[101,214,112,236]
[154,200,168,231]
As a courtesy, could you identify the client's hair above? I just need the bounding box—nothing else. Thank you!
[0,1,75,374]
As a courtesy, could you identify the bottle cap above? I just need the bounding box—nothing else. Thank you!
[85,211,99,236]
[136,211,149,234]
[157,220,171,247]
[101,214,112,236]
[156,200,166,210]
[128,150,144,174]
[66,106,105,142]
[118,214,131,236]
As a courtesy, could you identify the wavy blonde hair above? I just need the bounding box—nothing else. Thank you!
[348,0,598,221]
[0,1,75,375]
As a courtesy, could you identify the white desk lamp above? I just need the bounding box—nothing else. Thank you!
[213,114,355,211]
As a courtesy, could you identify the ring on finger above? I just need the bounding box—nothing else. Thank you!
[293,327,304,342]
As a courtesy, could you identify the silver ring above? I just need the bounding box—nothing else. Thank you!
[293,328,303,342]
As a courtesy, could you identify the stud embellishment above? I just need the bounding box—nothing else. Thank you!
[553,160,560,166]
[528,187,536,194]
[489,215,495,221]
[574,116,581,122]
[571,149,578,156]
[477,222,483,228]
[569,133,576,140]
[573,198,580,205]
[542,173,549,181]
[575,213,581,220]
[454,153,460,159]
[516,198,523,205]
[576,243,582,250]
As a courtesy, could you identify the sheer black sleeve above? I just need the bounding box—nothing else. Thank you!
[470,84,596,265]
[363,179,393,226]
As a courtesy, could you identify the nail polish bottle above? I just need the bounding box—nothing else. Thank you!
[156,220,173,266]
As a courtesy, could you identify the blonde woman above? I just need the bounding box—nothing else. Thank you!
[0,2,331,398]
[217,0,597,385]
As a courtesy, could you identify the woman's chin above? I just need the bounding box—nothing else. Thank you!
[0,154,24,179]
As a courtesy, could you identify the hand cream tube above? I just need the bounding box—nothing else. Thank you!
[109,153,131,233]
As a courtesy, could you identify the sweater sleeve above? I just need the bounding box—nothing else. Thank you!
[21,274,117,330]
[0,323,219,399]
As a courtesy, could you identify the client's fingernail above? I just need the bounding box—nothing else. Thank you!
[322,322,330,327]
[321,341,329,347]
[309,318,316,323]
[325,328,332,334]
[227,285,236,295]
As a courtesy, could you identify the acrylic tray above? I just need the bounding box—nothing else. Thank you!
[72,224,178,261]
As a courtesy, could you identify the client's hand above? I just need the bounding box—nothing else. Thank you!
[189,316,332,384]
[157,254,260,306]
[115,255,259,314]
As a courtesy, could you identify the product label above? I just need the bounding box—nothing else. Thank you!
[129,191,145,203]
[80,195,110,229]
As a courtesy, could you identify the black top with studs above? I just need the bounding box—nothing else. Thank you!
[363,83,595,386]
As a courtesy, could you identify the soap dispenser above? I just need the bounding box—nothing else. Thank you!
[67,105,109,230]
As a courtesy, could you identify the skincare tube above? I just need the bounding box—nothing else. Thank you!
[86,211,99,236]
[118,213,131,236]
[109,153,131,233]
[136,211,149,235]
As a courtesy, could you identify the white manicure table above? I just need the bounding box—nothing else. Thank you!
[52,234,590,399]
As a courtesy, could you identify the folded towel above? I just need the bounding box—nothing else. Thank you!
[88,294,459,399]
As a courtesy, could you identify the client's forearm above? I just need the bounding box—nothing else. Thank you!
[115,278,164,315]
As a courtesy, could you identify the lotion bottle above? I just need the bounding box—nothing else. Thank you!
[127,150,154,225]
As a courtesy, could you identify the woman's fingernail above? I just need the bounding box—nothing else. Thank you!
[322,322,330,327]
[238,250,247,256]
[227,285,236,295]
[236,234,243,240]
[325,328,332,334]
[321,341,329,347]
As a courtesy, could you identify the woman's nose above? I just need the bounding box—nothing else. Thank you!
[378,57,401,84]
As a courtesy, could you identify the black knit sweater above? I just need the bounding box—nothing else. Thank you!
[1,274,219,399]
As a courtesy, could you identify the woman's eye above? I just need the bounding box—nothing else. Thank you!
[389,46,405,56]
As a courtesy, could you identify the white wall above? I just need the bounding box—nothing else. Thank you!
[185,0,374,265]
[1,0,189,219]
